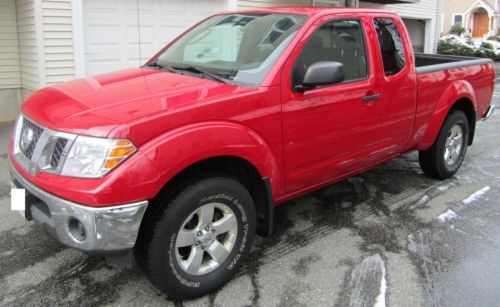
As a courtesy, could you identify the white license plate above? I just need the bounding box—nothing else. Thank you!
[10,182,27,220]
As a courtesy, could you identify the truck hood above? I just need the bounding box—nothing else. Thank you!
[21,68,248,137]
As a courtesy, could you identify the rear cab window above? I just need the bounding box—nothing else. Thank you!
[291,19,368,87]
[373,17,406,76]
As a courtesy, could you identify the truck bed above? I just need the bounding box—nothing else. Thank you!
[409,53,495,151]
[415,53,493,74]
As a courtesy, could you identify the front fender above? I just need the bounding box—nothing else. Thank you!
[140,121,282,198]
[418,80,477,151]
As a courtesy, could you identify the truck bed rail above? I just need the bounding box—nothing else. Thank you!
[415,53,493,74]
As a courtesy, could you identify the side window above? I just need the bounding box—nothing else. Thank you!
[373,18,406,76]
[292,19,368,87]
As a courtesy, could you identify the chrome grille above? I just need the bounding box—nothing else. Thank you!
[13,115,77,176]
[19,118,44,159]
[50,138,68,168]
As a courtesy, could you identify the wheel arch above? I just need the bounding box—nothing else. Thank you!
[449,97,476,145]
[151,155,274,235]
[136,121,280,244]
[418,80,477,151]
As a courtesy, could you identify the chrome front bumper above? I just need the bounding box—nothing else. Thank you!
[9,160,148,254]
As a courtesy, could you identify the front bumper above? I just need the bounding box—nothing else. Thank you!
[9,159,148,254]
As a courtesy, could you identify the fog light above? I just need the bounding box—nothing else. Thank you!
[68,218,87,242]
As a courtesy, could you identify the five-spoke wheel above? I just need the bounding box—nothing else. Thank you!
[443,124,464,167]
[175,203,238,275]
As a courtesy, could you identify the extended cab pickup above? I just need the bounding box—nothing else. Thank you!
[8,7,495,299]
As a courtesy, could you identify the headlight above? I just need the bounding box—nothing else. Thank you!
[61,136,136,178]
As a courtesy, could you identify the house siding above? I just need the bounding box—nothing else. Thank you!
[443,0,499,38]
[41,0,75,86]
[359,0,441,53]
[0,0,21,90]
[0,0,22,122]
[16,0,40,91]
[238,0,311,10]
[442,0,476,35]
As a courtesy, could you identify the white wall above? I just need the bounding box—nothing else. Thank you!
[0,0,76,122]
[16,0,40,92]
[238,0,312,10]
[0,0,21,90]
[0,0,22,122]
[359,0,441,53]
[16,0,75,90]
[41,0,75,86]
[79,0,230,76]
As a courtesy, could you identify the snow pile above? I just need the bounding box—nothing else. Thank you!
[463,186,491,204]
[437,209,458,222]
[374,261,387,307]
[438,35,500,56]
[440,34,477,47]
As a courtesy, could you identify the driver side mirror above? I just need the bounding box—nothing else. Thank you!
[295,61,345,92]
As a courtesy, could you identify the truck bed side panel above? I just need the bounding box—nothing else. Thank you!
[407,61,495,150]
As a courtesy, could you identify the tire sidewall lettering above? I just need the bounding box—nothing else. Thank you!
[168,234,201,288]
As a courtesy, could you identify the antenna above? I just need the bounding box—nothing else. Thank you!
[136,0,143,66]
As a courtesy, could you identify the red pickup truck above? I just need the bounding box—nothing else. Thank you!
[9,7,495,299]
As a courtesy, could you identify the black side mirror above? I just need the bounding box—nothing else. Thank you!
[295,61,345,92]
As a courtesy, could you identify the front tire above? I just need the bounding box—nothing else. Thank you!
[144,177,256,300]
[419,110,469,179]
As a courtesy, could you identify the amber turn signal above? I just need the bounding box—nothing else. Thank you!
[103,140,137,170]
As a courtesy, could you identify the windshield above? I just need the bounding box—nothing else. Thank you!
[151,13,307,87]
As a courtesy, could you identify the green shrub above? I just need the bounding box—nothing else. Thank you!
[437,38,475,56]
[449,25,466,35]
[487,35,500,42]
[438,37,499,60]
[480,41,494,50]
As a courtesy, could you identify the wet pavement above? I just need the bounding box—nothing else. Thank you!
[0,85,499,306]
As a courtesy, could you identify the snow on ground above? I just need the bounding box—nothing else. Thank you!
[438,209,458,223]
[463,186,491,204]
[440,34,500,55]
[374,258,387,307]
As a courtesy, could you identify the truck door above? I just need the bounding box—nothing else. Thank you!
[281,15,386,193]
[371,16,417,153]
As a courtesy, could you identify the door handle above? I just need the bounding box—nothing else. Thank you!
[362,93,381,102]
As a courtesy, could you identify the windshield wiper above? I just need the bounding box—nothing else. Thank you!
[170,65,229,84]
[145,62,175,72]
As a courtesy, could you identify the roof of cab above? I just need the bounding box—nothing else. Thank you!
[226,6,394,17]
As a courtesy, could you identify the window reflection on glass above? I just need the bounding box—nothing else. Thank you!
[292,19,368,87]
[155,13,307,87]
[374,18,406,76]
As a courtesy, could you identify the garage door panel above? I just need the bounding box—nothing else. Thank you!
[83,0,228,76]
[158,1,187,13]
[132,0,153,10]
[84,24,120,46]
[159,25,187,42]
[86,0,119,11]
[194,0,226,15]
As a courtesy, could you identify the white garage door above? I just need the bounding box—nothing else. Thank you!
[83,0,230,76]
[402,18,426,53]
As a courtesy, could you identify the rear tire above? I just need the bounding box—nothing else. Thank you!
[144,177,256,300]
[419,110,469,179]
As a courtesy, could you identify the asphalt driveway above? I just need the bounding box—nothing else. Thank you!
[0,84,499,306]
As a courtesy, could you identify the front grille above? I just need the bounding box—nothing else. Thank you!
[19,118,44,160]
[13,115,77,176]
[50,138,68,168]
